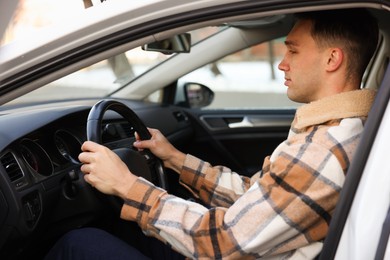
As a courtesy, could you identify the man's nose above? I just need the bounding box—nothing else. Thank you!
[278,58,288,71]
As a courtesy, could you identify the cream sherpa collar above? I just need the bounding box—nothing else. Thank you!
[292,89,377,130]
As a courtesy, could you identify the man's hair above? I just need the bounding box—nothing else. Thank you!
[296,9,379,81]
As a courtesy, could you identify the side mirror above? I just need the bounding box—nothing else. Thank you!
[184,82,214,108]
[142,33,191,54]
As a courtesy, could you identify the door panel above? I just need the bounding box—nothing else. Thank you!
[182,109,295,176]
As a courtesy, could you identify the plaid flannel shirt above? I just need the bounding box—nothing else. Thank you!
[121,89,376,259]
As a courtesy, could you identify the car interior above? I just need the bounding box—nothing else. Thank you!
[0,4,389,259]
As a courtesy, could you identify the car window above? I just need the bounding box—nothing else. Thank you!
[178,38,301,109]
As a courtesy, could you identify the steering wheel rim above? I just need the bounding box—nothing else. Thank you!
[86,99,168,194]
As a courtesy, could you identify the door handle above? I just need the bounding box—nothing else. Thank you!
[229,116,292,128]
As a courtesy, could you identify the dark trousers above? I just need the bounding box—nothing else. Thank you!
[44,227,185,260]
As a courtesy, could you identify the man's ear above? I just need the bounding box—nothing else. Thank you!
[326,48,344,72]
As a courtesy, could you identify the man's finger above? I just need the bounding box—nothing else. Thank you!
[134,132,141,141]
[81,141,102,152]
[78,151,95,164]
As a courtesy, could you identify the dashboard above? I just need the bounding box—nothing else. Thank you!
[0,99,193,258]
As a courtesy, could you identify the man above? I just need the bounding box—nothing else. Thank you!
[46,9,378,259]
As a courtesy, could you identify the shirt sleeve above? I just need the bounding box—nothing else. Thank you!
[120,141,343,259]
[178,154,256,207]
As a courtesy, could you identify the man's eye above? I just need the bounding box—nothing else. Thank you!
[289,50,297,54]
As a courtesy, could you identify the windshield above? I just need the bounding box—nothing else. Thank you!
[8,48,171,105]
[4,26,223,107]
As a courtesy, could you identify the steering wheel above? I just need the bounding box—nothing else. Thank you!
[86,99,168,202]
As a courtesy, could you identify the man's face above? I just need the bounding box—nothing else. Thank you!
[278,19,327,103]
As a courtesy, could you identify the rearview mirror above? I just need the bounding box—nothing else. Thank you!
[142,33,191,54]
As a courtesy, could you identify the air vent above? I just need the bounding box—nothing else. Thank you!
[1,152,24,182]
[102,122,134,143]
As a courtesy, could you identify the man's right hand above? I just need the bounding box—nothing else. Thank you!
[133,128,186,174]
